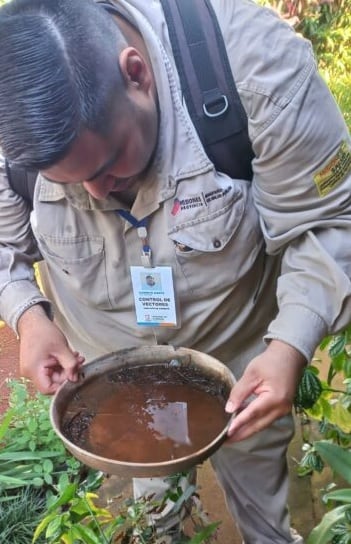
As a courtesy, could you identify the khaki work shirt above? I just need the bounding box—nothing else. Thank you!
[0,0,351,368]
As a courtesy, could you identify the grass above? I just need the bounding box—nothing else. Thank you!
[0,487,46,544]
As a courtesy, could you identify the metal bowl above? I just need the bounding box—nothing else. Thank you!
[50,345,235,478]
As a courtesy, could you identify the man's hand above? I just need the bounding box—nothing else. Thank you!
[18,305,85,394]
[225,340,306,442]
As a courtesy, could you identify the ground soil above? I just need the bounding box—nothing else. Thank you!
[0,324,20,413]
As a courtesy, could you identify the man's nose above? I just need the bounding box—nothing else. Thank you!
[82,176,114,199]
[82,180,105,199]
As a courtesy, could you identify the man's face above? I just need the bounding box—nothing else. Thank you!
[146,275,155,286]
[42,92,159,200]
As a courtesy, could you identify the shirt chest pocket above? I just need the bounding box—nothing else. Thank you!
[168,191,263,296]
[35,234,113,309]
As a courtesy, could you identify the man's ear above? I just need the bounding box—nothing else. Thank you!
[119,47,151,90]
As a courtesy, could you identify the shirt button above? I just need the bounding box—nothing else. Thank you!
[213,239,222,248]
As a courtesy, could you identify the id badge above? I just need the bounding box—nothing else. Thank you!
[130,266,178,327]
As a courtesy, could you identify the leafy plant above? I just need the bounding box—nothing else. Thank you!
[259,0,351,129]
[33,481,115,544]
[289,6,351,534]
[307,441,351,544]
[33,472,220,544]
[300,0,351,129]
[294,328,351,542]
[0,379,93,495]
[295,327,351,476]
[0,487,46,544]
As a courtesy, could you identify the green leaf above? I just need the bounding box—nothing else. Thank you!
[44,472,53,485]
[32,512,58,542]
[28,418,38,432]
[328,403,351,434]
[40,419,52,430]
[295,368,323,409]
[0,408,15,440]
[0,450,61,461]
[82,470,105,492]
[0,474,29,486]
[320,396,333,416]
[329,335,346,358]
[32,476,45,486]
[320,336,332,351]
[171,484,197,514]
[314,441,351,483]
[343,357,351,378]
[46,515,64,538]
[61,535,74,544]
[306,401,323,420]
[331,352,347,373]
[71,498,112,521]
[72,524,107,544]
[47,484,78,513]
[188,522,220,543]
[43,458,54,472]
[307,505,350,543]
[323,488,351,504]
[34,463,43,473]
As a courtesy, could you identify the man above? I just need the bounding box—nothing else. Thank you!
[0,0,350,542]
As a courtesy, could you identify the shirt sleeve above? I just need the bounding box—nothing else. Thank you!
[204,0,351,361]
[251,59,351,362]
[0,154,52,333]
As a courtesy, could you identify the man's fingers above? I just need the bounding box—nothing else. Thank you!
[226,394,289,442]
[43,353,80,388]
[33,364,60,395]
[48,350,83,382]
[73,351,85,365]
[225,373,259,414]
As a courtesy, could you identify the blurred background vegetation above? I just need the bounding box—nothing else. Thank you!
[261,0,351,128]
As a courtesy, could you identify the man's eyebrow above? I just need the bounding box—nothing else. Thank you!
[40,148,122,184]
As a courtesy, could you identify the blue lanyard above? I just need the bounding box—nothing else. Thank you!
[116,209,152,267]
[116,209,146,228]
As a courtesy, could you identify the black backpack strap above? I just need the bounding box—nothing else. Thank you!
[160,0,254,181]
[5,158,37,209]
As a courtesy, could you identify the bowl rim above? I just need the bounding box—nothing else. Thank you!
[50,345,235,474]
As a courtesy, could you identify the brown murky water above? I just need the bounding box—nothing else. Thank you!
[62,364,231,463]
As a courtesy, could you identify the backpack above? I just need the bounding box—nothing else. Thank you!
[5,0,254,209]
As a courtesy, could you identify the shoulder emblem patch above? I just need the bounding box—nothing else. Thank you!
[314,141,351,197]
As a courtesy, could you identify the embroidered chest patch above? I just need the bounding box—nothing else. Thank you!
[314,141,351,197]
[170,186,233,216]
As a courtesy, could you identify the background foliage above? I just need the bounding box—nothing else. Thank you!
[263,1,351,541]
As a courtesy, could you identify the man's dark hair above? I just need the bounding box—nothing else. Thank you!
[0,0,127,169]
